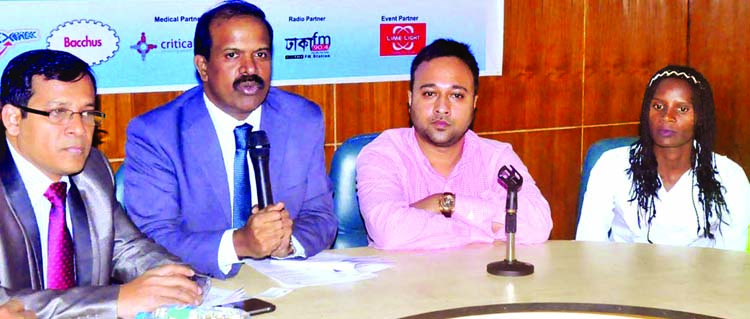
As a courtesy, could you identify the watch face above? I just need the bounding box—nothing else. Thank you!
[443,196,454,208]
[441,193,455,211]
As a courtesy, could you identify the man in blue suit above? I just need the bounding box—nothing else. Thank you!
[122,1,337,279]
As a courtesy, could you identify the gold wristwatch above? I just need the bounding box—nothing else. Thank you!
[438,192,455,218]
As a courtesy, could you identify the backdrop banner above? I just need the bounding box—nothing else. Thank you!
[0,0,503,93]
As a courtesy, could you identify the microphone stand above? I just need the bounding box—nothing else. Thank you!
[487,165,534,276]
[247,130,273,209]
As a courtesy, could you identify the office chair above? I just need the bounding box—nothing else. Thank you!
[114,165,126,211]
[577,136,638,225]
[329,132,380,249]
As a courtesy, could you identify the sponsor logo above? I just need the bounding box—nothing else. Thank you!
[0,29,40,58]
[130,32,157,60]
[129,32,192,61]
[47,19,119,65]
[284,32,331,60]
[380,23,426,56]
[284,32,331,52]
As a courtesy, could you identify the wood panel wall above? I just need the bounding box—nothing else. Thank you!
[97,0,749,240]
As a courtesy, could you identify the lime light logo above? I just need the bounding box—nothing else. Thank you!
[390,26,416,51]
[47,20,119,65]
[131,32,157,61]
[379,23,426,56]
[0,29,40,58]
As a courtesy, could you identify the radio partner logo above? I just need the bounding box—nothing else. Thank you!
[0,29,40,58]
[47,19,119,65]
[284,32,331,60]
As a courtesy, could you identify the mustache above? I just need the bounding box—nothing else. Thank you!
[233,74,265,90]
[431,115,450,122]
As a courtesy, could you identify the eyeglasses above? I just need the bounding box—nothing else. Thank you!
[16,105,105,127]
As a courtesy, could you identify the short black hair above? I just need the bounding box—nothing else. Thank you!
[1,49,96,109]
[409,38,479,94]
[193,0,273,60]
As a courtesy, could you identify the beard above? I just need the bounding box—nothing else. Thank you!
[413,122,469,148]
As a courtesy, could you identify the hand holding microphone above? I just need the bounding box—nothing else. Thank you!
[233,131,293,258]
[248,131,293,255]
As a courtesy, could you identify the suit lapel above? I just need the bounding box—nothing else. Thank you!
[182,90,232,226]
[261,89,289,188]
[0,141,43,288]
[67,180,92,286]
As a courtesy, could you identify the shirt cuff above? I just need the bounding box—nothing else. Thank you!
[218,229,241,274]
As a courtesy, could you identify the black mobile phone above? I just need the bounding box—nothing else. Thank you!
[236,298,276,315]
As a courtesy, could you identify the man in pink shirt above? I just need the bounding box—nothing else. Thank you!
[356,39,553,250]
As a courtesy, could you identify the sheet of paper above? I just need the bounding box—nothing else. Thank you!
[243,252,393,288]
[200,287,248,308]
[253,287,294,299]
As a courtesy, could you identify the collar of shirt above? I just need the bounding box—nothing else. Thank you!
[203,93,263,137]
[203,93,262,209]
[656,168,694,198]
[6,138,71,203]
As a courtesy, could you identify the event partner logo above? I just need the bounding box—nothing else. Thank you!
[380,23,426,56]
[0,29,40,58]
[47,19,119,65]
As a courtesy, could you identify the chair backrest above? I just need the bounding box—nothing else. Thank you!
[329,132,380,249]
[114,165,126,211]
[577,136,638,224]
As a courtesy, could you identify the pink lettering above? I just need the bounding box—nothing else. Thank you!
[311,44,330,51]
[63,36,103,48]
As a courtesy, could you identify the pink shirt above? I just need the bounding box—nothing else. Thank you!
[356,128,553,250]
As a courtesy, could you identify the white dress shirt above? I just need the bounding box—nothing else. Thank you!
[203,95,304,274]
[7,139,72,288]
[577,146,750,251]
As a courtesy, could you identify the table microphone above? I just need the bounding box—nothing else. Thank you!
[487,164,534,276]
[247,130,274,209]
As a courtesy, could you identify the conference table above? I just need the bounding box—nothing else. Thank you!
[214,241,750,318]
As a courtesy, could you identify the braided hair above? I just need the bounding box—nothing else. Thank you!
[627,65,727,241]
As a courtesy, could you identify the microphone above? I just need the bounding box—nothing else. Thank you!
[247,130,274,209]
[487,164,534,276]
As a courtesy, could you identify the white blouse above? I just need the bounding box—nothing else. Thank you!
[576,146,750,251]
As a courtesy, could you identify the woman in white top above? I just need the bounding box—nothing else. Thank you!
[576,65,750,251]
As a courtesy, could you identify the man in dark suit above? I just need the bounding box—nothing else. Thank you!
[123,0,337,279]
[0,49,201,318]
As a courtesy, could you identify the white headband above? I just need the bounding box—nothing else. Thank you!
[648,70,700,87]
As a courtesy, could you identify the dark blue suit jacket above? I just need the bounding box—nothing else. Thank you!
[122,86,336,278]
